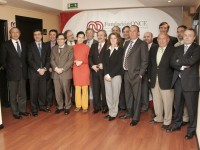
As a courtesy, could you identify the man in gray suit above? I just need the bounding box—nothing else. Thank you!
[51,33,74,115]
[119,25,149,126]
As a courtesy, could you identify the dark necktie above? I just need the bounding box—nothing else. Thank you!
[123,41,134,70]
[16,41,21,57]
[38,43,42,57]
[98,43,102,53]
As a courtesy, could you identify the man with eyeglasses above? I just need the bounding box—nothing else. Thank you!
[51,33,74,115]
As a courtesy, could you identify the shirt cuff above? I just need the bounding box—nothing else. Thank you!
[105,74,111,79]
[37,68,40,72]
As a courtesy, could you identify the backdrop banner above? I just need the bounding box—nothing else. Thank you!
[60,8,181,39]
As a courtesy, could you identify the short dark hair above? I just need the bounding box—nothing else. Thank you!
[177,25,187,30]
[159,22,170,31]
[63,30,71,38]
[185,28,196,36]
[56,33,66,39]
[130,25,140,32]
[107,33,123,48]
[76,31,85,38]
[112,26,121,32]
[122,26,130,32]
[33,29,42,34]
[49,29,58,35]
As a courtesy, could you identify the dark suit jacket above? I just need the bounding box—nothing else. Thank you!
[170,43,200,91]
[1,40,27,81]
[84,39,98,47]
[89,42,107,70]
[123,39,149,80]
[103,47,123,78]
[50,44,74,80]
[149,45,174,89]
[153,36,178,47]
[28,42,50,79]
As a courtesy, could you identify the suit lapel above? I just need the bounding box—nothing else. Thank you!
[158,46,169,67]
[184,43,195,57]
[8,40,20,57]
[127,39,141,57]
[60,45,67,57]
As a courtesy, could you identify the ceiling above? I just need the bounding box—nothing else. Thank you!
[1,0,198,15]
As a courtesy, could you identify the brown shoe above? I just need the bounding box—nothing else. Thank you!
[74,108,81,112]
[83,109,88,113]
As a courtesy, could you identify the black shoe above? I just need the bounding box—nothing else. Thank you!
[182,121,189,126]
[108,116,115,121]
[39,107,51,112]
[104,115,110,119]
[119,115,130,119]
[185,133,195,140]
[0,124,4,129]
[93,109,100,114]
[13,115,22,119]
[130,120,138,126]
[19,112,31,116]
[64,109,70,115]
[102,108,108,114]
[166,126,181,133]
[32,112,38,117]
[55,109,64,114]
[149,119,158,124]
[161,125,169,130]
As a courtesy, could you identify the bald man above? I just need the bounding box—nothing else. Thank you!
[148,33,174,130]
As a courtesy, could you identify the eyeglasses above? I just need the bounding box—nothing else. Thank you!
[57,38,65,41]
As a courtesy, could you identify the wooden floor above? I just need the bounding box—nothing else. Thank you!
[0,102,198,150]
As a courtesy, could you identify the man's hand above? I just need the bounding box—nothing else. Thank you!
[74,60,83,66]
[104,74,111,82]
[98,63,103,69]
[49,67,52,72]
[92,65,99,72]
[39,68,46,76]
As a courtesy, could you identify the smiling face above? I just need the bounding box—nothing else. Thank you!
[57,34,66,46]
[97,31,106,43]
[34,31,42,42]
[66,30,75,42]
[183,30,196,45]
[143,32,153,44]
[86,29,94,41]
[129,26,140,40]
[122,27,130,40]
[10,28,21,40]
[157,33,170,48]
[49,31,57,42]
[77,34,85,44]
[159,23,169,34]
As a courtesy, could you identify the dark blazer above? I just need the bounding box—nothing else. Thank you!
[89,42,107,69]
[149,45,174,89]
[28,42,50,79]
[1,40,27,81]
[123,39,149,80]
[170,43,200,91]
[153,36,178,47]
[103,47,123,78]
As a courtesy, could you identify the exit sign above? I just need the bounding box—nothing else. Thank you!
[68,3,78,9]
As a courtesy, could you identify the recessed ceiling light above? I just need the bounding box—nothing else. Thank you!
[168,0,172,2]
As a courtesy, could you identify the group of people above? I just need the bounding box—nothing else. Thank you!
[0,21,200,140]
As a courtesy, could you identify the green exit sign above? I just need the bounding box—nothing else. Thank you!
[68,3,78,9]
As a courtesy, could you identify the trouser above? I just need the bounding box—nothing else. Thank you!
[8,79,27,115]
[75,86,88,110]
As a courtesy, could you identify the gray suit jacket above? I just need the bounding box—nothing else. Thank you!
[123,38,149,81]
[50,44,74,80]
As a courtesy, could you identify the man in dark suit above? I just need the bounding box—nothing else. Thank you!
[148,33,174,130]
[166,28,200,140]
[119,25,149,126]
[28,29,50,116]
[45,29,58,108]
[89,30,108,114]
[84,28,98,103]
[51,33,74,115]
[153,22,178,46]
[1,27,30,119]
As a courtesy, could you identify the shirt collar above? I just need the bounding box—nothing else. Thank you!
[159,46,167,50]
[11,39,19,43]
[130,38,138,43]
[35,41,42,45]
[99,42,105,46]
[59,44,65,49]
[108,46,119,51]
[184,44,191,48]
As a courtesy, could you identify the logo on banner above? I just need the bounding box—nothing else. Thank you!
[87,21,103,32]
